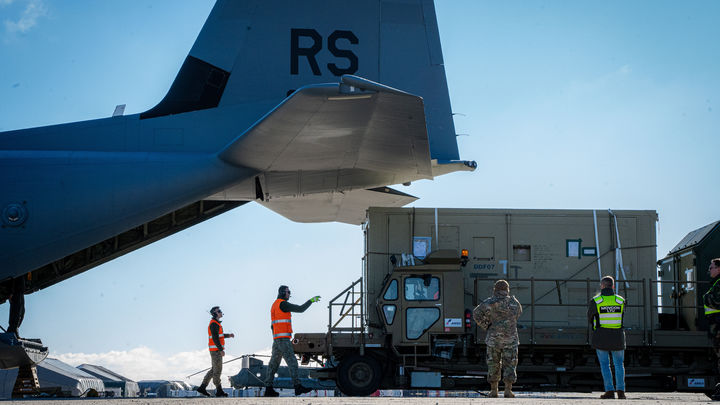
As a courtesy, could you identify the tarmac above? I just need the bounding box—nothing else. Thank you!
[3,392,716,404]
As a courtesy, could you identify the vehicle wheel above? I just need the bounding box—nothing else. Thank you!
[336,354,382,396]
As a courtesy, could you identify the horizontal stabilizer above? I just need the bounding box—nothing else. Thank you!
[260,187,417,225]
[431,159,478,177]
[219,75,432,182]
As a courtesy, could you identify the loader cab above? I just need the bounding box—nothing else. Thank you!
[377,250,466,350]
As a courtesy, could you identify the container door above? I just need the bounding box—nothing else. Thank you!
[678,251,698,331]
[657,257,676,317]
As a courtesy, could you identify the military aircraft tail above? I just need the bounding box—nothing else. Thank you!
[0,1,475,314]
[141,0,461,163]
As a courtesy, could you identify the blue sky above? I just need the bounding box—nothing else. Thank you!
[1,0,719,383]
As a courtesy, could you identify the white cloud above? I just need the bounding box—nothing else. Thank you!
[54,346,276,386]
[4,0,46,34]
[56,347,209,384]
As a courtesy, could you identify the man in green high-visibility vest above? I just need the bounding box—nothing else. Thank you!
[703,259,720,372]
[588,276,626,400]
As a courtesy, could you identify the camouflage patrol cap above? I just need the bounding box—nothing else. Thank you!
[494,279,509,292]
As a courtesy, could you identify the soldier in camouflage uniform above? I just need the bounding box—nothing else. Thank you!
[473,279,523,398]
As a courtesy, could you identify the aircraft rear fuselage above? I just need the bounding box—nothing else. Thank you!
[1,108,259,278]
[0,0,473,299]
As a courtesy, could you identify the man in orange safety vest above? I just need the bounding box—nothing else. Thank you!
[197,306,235,397]
[263,285,320,397]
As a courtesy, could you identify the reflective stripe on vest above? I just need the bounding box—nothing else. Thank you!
[271,298,292,339]
[704,279,720,315]
[208,319,225,351]
[704,306,720,315]
[594,294,624,329]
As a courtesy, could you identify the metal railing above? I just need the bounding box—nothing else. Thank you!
[328,277,364,335]
[473,277,712,346]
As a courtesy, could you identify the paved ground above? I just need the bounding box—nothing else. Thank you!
[3,392,715,404]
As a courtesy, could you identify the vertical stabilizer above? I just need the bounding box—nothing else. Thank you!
[142,0,459,161]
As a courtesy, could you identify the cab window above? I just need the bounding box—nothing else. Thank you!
[404,277,440,301]
[406,308,440,339]
[382,305,397,324]
[383,279,398,301]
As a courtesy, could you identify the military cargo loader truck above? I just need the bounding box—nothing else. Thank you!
[292,208,717,396]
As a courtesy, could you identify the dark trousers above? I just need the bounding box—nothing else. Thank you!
[710,320,720,371]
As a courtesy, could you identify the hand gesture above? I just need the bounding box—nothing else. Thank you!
[311,295,321,303]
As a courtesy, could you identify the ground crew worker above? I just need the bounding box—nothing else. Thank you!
[473,279,522,398]
[197,306,234,397]
[703,258,720,401]
[6,276,25,338]
[263,285,320,397]
[587,276,626,400]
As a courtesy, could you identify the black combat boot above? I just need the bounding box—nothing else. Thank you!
[263,386,280,397]
[294,384,312,395]
[215,386,228,397]
[600,390,615,399]
[196,385,210,397]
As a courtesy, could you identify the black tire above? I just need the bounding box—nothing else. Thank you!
[336,353,382,396]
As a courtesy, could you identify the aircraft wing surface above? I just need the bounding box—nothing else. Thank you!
[219,75,432,186]
[259,186,417,225]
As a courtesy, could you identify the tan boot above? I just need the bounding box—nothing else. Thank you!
[488,381,499,398]
[504,382,515,398]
